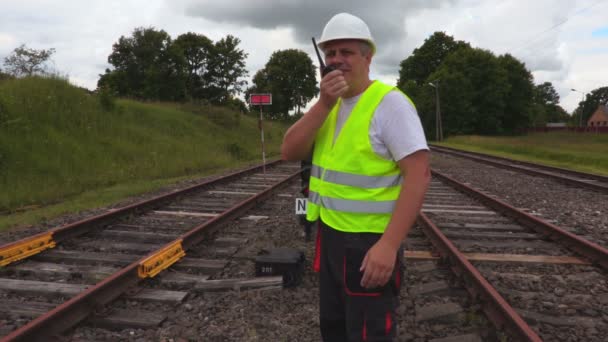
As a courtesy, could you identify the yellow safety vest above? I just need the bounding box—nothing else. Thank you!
[306,80,414,233]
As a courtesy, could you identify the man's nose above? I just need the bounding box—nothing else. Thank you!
[326,55,343,67]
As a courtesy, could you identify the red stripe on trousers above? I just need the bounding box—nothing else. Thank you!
[313,222,321,272]
[385,311,392,336]
[363,315,367,341]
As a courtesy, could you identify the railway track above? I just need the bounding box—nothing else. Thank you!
[2,160,607,341]
[430,145,608,193]
[402,170,608,341]
[0,160,301,341]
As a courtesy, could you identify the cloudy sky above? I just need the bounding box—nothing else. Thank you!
[1,0,607,113]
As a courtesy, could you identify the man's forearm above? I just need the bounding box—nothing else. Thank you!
[281,101,331,161]
[282,69,349,161]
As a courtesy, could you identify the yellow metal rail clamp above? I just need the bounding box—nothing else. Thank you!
[138,239,186,278]
[0,232,56,267]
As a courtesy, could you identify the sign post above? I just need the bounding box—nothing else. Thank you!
[249,93,272,174]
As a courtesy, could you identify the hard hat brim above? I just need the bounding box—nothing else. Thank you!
[317,38,376,56]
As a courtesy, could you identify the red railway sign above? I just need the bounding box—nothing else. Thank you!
[249,93,272,105]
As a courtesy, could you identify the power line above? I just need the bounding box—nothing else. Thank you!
[510,0,605,53]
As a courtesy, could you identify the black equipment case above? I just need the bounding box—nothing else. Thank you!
[255,248,305,288]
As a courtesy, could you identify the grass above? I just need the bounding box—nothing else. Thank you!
[435,132,608,176]
[0,76,288,231]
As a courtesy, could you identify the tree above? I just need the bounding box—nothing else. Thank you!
[498,54,534,133]
[396,32,472,138]
[573,86,608,125]
[98,29,252,106]
[172,32,214,99]
[3,44,55,77]
[98,27,185,101]
[529,103,548,127]
[397,32,469,88]
[545,104,570,123]
[429,47,511,135]
[247,49,318,120]
[534,82,559,105]
[225,96,249,113]
[399,32,538,136]
[531,82,572,125]
[207,35,248,104]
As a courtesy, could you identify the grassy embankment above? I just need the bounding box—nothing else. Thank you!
[0,76,288,231]
[435,133,608,176]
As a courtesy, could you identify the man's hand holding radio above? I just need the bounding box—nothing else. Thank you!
[319,68,348,111]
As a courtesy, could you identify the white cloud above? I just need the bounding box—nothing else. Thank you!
[0,33,16,56]
[0,0,606,113]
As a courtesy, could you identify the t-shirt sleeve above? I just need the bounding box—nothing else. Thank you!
[372,90,429,162]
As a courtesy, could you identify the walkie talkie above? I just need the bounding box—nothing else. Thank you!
[312,37,337,77]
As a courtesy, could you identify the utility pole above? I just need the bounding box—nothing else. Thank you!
[258,105,266,174]
[429,80,442,141]
[571,88,585,128]
[249,93,272,174]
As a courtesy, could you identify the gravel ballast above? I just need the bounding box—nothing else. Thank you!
[431,152,608,249]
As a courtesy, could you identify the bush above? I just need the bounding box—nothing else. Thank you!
[0,71,15,82]
[225,97,249,114]
[97,86,116,111]
[225,142,249,160]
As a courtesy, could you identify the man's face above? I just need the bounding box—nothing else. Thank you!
[323,39,372,87]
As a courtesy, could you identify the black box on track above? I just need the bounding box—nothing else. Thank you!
[255,248,305,288]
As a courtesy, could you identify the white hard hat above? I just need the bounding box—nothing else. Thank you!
[317,13,376,55]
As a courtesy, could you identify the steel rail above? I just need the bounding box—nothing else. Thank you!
[430,145,608,193]
[430,144,608,181]
[417,212,542,342]
[432,169,608,270]
[2,161,299,341]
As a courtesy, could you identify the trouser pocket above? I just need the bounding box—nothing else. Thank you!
[343,247,386,296]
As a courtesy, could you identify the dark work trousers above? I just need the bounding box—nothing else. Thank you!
[316,220,403,342]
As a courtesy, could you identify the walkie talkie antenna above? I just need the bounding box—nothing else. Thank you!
[312,37,326,69]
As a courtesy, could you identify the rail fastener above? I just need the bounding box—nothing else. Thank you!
[138,239,186,278]
[0,232,56,267]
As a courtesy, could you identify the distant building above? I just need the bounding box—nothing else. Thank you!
[588,104,608,127]
[546,122,567,128]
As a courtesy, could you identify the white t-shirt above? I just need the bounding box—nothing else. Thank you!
[333,89,428,161]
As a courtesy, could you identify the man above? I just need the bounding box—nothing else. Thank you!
[281,12,430,341]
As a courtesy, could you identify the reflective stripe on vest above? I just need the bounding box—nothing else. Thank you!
[310,164,402,189]
[308,190,396,214]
